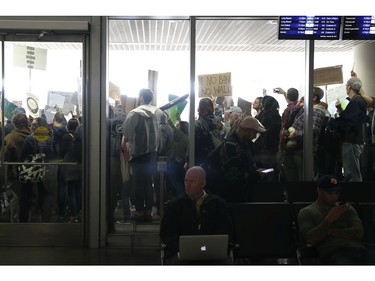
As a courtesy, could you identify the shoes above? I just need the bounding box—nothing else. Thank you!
[131,211,145,222]
[144,211,153,222]
[131,210,154,222]
[68,216,79,223]
[152,212,160,221]
[116,217,131,224]
[58,216,66,222]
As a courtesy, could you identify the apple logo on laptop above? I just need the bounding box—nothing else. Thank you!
[200,245,207,252]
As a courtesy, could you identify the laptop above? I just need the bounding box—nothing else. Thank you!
[178,234,229,261]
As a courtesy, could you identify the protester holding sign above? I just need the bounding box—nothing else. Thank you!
[335,76,367,182]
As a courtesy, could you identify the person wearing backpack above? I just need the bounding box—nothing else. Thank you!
[194,97,222,166]
[122,88,163,222]
[19,117,55,222]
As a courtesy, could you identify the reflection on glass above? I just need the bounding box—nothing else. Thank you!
[0,42,83,223]
[108,19,190,233]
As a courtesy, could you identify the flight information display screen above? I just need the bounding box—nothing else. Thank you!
[278,16,341,40]
[342,16,375,40]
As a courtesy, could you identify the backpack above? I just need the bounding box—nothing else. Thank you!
[200,143,226,197]
[210,128,222,149]
[200,119,222,150]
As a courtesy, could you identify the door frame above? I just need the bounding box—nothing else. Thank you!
[0,16,107,248]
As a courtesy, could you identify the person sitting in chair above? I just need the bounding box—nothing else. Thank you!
[298,175,375,264]
[160,166,232,264]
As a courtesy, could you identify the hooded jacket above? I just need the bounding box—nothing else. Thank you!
[51,125,68,156]
[3,128,30,178]
[122,104,163,161]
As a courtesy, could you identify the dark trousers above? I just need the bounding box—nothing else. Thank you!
[283,149,303,182]
[323,247,375,265]
[131,153,157,213]
[20,182,52,222]
[66,180,81,217]
[57,166,67,217]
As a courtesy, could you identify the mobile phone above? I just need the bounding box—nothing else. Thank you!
[262,168,274,173]
[273,88,280,93]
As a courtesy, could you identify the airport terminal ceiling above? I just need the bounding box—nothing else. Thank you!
[2,17,370,52]
[108,18,371,52]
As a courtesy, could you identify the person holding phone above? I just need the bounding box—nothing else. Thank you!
[335,76,367,182]
[297,175,375,264]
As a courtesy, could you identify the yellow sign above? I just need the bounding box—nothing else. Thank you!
[34,127,50,142]
[198,72,232,98]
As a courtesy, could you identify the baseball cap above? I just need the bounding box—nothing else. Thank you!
[225,106,243,114]
[316,175,341,191]
[12,107,26,115]
[239,116,266,133]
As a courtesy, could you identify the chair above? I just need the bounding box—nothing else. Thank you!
[285,181,317,203]
[250,181,286,202]
[230,202,297,264]
[356,203,375,244]
[339,181,375,204]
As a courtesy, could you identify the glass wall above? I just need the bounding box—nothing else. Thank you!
[108,18,190,232]
[106,16,374,237]
[1,41,83,224]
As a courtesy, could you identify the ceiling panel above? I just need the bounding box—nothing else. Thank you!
[109,18,372,52]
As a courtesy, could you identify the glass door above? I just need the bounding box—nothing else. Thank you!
[0,33,85,246]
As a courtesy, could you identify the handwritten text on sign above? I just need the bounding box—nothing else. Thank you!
[198,72,232,97]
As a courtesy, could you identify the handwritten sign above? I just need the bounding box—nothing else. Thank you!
[48,90,77,114]
[48,93,66,109]
[314,65,343,86]
[198,72,232,97]
[327,85,348,115]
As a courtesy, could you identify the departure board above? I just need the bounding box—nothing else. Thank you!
[278,16,341,40]
[342,16,375,40]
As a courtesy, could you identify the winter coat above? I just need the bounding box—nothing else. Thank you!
[122,104,163,161]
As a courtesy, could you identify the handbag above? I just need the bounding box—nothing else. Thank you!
[18,153,46,183]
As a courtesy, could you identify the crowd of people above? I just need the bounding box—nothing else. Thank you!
[1,70,373,265]
[164,95,373,265]
[158,71,374,265]
[1,108,82,223]
[110,71,374,223]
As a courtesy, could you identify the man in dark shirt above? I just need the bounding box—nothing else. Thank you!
[160,166,232,264]
[335,77,367,182]
[218,116,267,202]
